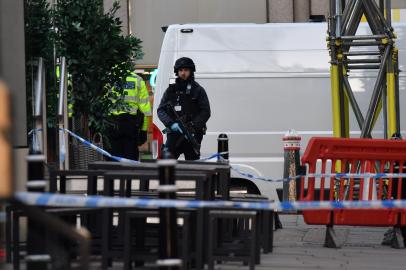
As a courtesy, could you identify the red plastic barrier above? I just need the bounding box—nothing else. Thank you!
[300,137,406,226]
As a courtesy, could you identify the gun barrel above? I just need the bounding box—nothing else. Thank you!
[166,103,201,156]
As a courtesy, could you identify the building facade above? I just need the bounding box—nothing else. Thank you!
[104,0,406,67]
[105,0,329,66]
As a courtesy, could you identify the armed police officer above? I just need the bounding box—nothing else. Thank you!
[157,57,211,160]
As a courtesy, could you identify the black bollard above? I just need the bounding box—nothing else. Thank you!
[217,133,229,162]
[157,155,181,270]
[26,152,48,269]
[282,129,301,202]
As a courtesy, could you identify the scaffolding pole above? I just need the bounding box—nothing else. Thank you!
[328,0,400,139]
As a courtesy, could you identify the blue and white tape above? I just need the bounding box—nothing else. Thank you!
[59,128,221,163]
[15,192,406,211]
[231,168,406,183]
[28,128,139,164]
[29,128,43,153]
[28,127,220,163]
[59,128,140,164]
[231,167,296,183]
[60,130,66,163]
[307,173,406,179]
[33,128,406,183]
[199,152,221,161]
[28,128,43,136]
[60,128,225,162]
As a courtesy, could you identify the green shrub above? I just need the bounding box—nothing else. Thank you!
[54,0,143,138]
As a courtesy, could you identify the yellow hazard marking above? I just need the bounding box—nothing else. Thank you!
[330,65,341,138]
[393,9,400,22]
[387,72,397,138]
[361,9,400,23]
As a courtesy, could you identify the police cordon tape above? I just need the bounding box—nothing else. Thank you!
[31,127,221,162]
[200,152,222,161]
[231,167,406,183]
[230,167,300,183]
[28,128,43,153]
[59,128,221,163]
[32,128,406,183]
[15,191,406,211]
[60,129,406,181]
[219,156,406,183]
[60,128,140,164]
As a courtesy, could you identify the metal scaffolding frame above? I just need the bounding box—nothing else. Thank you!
[328,0,400,139]
[324,0,402,248]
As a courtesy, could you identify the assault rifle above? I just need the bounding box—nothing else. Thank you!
[164,103,201,156]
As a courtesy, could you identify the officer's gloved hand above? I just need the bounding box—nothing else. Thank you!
[138,131,147,146]
[170,123,183,134]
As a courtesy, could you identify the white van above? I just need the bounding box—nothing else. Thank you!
[151,23,406,201]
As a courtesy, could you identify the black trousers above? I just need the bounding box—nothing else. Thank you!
[165,132,203,160]
[106,114,141,161]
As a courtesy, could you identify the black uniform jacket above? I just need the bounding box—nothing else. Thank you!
[157,79,211,134]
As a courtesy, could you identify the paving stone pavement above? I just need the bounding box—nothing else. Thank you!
[8,214,405,269]
[213,214,406,270]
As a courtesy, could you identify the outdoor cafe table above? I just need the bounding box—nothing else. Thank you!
[98,169,216,270]
[88,160,231,199]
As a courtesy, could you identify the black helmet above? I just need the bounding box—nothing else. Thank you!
[174,57,196,74]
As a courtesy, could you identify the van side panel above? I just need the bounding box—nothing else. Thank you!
[153,23,406,188]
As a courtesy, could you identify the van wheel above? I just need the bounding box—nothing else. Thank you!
[229,178,260,195]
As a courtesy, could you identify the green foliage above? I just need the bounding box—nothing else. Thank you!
[25,0,54,59]
[24,0,57,129]
[54,0,143,137]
